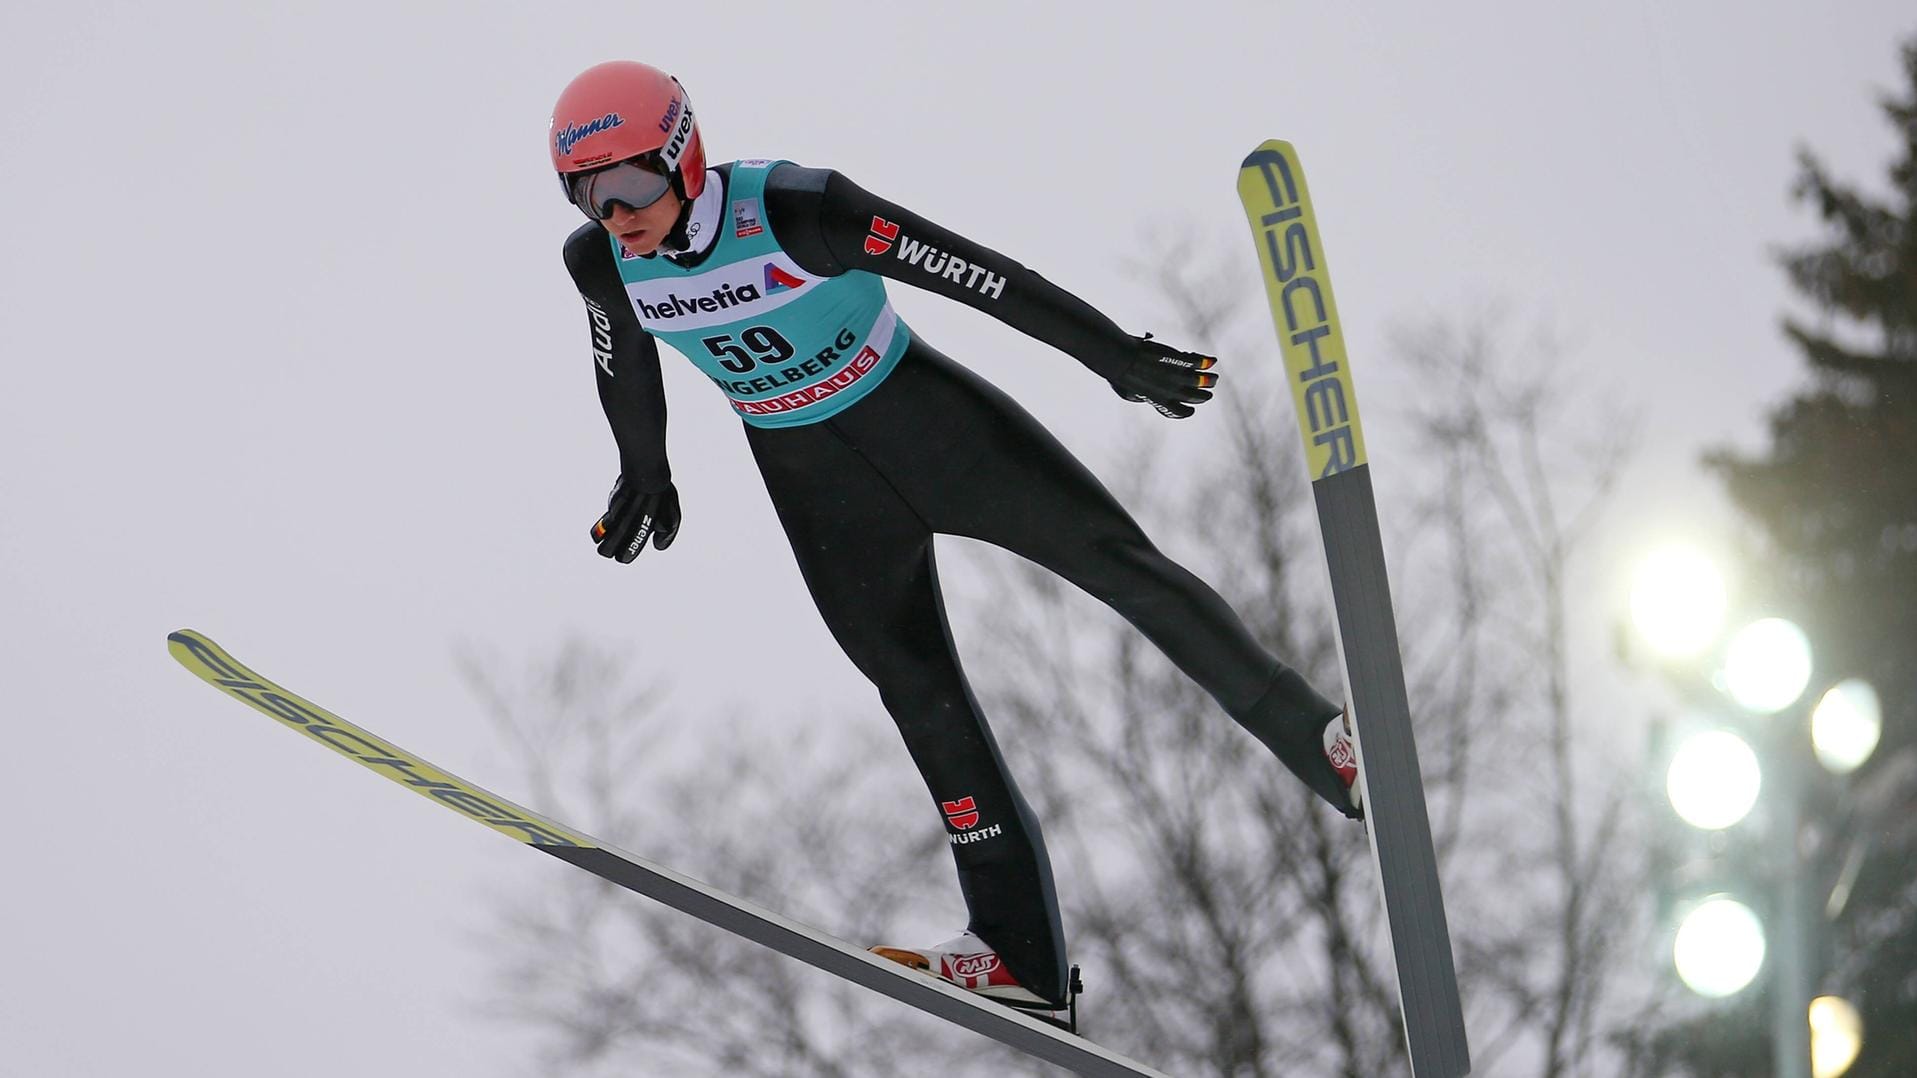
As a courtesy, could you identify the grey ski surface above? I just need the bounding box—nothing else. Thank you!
[167,629,1173,1078]
[1237,141,1472,1077]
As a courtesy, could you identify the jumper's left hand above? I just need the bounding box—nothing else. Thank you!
[1100,334,1219,419]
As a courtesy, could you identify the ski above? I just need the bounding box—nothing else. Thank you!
[1237,142,1472,1076]
[166,629,1171,1078]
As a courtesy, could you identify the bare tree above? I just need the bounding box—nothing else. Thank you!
[952,276,1650,1076]
[1390,312,1648,1076]
[458,640,1026,1076]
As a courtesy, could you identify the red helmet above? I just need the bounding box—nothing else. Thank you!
[550,61,707,201]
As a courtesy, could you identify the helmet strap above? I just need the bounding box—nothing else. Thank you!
[660,163,725,259]
[656,182,699,255]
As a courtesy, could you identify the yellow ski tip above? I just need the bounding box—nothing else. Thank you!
[167,629,594,849]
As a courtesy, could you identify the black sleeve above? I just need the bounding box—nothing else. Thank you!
[562,223,672,491]
[761,165,1133,365]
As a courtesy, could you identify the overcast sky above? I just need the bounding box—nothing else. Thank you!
[4,3,1913,1075]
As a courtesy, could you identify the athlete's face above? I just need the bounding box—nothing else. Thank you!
[602,191,684,257]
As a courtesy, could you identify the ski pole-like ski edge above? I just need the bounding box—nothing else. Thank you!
[1236,142,1473,1078]
[166,629,1171,1078]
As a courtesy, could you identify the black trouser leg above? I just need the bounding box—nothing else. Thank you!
[746,420,1070,1005]
[830,339,1343,747]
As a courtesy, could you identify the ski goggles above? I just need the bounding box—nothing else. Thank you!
[562,157,673,220]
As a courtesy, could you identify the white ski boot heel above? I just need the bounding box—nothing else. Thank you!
[870,931,1062,1005]
[871,932,1084,1033]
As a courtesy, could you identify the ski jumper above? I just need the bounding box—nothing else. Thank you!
[563,160,1343,1006]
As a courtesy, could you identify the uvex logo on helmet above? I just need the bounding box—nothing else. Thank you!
[658,98,694,172]
[555,112,625,158]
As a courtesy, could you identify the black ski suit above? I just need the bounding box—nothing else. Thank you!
[563,162,1344,1006]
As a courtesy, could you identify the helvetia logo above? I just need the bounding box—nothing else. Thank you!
[555,112,624,157]
[942,796,981,830]
[864,216,900,256]
[635,281,765,321]
[762,262,807,293]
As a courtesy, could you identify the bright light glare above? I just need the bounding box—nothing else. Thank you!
[1674,895,1766,998]
[1629,545,1728,659]
[1722,617,1813,714]
[1810,995,1864,1078]
[1667,730,1763,830]
[1812,679,1882,775]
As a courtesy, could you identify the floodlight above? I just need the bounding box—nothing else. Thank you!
[1809,995,1863,1078]
[1722,617,1812,714]
[1812,679,1881,775]
[1629,545,1728,659]
[1666,729,1762,830]
[1674,895,1766,997]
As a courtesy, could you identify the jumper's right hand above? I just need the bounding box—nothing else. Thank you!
[591,477,681,563]
[1094,334,1219,420]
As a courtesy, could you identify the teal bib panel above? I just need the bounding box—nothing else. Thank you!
[610,159,912,428]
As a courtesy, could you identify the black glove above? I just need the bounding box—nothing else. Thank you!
[1088,333,1219,420]
[590,477,681,563]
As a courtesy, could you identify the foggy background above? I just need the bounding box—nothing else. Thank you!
[3,2,1911,1075]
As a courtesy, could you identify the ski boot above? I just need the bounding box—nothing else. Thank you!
[1323,708,1364,816]
[871,931,1083,1032]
